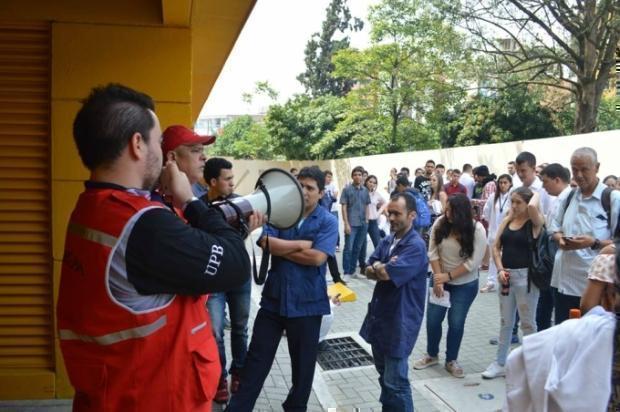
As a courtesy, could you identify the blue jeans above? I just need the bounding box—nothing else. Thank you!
[343,222,368,274]
[372,345,413,412]
[207,278,251,378]
[426,278,478,362]
[496,268,539,365]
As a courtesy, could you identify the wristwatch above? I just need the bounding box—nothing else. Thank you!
[591,238,601,250]
[182,196,199,212]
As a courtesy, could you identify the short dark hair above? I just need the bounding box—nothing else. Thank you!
[204,157,233,182]
[400,167,410,174]
[436,163,445,169]
[516,151,537,168]
[324,170,333,177]
[351,166,365,176]
[541,163,570,183]
[396,175,410,187]
[73,83,155,170]
[391,192,417,213]
[425,159,436,166]
[290,167,298,173]
[462,163,472,172]
[508,161,516,166]
[452,168,461,175]
[298,166,325,191]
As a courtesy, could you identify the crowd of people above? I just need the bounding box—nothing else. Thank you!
[57,83,619,412]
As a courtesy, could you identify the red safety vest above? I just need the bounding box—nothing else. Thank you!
[57,187,220,411]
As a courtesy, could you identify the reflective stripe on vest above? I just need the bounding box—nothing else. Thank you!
[59,315,167,346]
[67,222,118,248]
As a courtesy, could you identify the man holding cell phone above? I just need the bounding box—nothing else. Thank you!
[550,147,620,324]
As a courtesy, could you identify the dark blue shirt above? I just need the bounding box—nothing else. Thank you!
[258,205,338,318]
[340,183,370,227]
[359,226,428,358]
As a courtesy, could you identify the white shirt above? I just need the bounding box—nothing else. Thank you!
[325,182,339,212]
[367,190,385,221]
[546,186,572,228]
[459,172,475,199]
[549,181,620,296]
[483,191,512,246]
[504,306,614,412]
[510,172,522,187]
[514,176,554,219]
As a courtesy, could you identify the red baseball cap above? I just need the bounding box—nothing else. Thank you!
[161,125,216,155]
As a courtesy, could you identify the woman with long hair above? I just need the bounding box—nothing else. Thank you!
[480,174,513,293]
[365,175,386,248]
[429,172,448,218]
[414,194,487,378]
[481,187,544,379]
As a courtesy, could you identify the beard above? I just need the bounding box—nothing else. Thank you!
[142,147,162,190]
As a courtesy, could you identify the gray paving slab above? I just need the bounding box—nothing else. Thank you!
[0,234,509,412]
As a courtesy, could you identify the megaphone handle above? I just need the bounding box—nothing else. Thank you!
[257,181,272,222]
[253,234,270,285]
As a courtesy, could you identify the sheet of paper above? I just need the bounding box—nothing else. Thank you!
[429,288,451,308]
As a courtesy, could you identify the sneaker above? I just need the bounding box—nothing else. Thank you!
[413,354,439,370]
[230,370,241,394]
[480,284,496,293]
[318,340,331,352]
[343,274,352,283]
[481,361,505,379]
[445,360,465,378]
[489,335,519,345]
[214,376,229,403]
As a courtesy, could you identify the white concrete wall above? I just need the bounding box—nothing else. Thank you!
[225,130,619,196]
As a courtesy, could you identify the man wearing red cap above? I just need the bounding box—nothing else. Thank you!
[161,124,215,186]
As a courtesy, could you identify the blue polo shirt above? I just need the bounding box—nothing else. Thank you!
[258,205,338,318]
[340,183,370,227]
[359,225,428,358]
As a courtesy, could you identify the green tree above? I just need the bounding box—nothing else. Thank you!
[333,0,469,152]
[438,86,560,147]
[297,0,363,97]
[456,0,619,133]
[264,94,348,160]
[210,116,278,160]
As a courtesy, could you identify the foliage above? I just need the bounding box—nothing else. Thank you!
[297,0,363,97]
[264,94,349,160]
[210,116,278,160]
[437,85,560,146]
[333,0,470,152]
[455,0,620,133]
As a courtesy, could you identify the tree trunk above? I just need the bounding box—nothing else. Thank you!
[574,81,598,133]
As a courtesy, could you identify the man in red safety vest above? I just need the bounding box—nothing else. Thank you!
[57,83,262,411]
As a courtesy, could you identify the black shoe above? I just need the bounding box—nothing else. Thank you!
[318,340,331,352]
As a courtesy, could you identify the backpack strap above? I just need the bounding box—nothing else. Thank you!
[560,188,576,226]
[602,187,612,229]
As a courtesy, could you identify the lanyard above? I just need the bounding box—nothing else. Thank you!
[499,193,509,214]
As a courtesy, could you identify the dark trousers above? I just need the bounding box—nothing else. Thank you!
[327,255,341,282]
[536,288,555,331]
[226,308,322,412]
[553,287,581,324]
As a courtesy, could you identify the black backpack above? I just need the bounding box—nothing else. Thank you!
[525,221,556,290]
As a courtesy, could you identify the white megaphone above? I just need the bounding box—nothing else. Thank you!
[212,168,304,230]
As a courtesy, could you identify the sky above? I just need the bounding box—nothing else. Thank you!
[200,0,378,117]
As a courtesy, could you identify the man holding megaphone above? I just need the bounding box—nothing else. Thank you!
[227,166,339,412]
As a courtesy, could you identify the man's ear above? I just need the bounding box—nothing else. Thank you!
[128,132,143,160]
[319,189,324,199]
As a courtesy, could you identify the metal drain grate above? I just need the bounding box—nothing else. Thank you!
[316,336,374,371]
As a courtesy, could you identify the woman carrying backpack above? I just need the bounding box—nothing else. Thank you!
[414,194,487,378]
[481,187,544,379]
